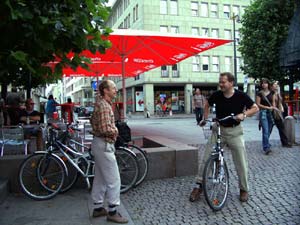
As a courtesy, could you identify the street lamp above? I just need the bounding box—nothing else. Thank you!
[232,13,239,89]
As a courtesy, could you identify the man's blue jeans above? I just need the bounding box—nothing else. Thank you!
[259,110,274,151]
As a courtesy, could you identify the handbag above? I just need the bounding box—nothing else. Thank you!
[260,91,283,122]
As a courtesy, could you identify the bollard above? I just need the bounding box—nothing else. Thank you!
[284,116,295,145]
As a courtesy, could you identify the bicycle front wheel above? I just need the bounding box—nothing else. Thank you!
[203,154,229,211]
[115,147,138,193]
[126,144,148,187]
[19,153,65,200]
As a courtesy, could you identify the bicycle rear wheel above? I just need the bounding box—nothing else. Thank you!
[126,144,148,187]
[19,153,65,200]
[203,154,229,211]
[115,147,138,193]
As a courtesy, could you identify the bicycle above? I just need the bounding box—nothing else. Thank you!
[18,123,139,200]
[201,114,237,211]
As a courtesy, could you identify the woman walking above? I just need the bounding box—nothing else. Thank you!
[256,79,274,155]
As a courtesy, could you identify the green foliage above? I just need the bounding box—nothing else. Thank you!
[239,0,296,83]
[0,0,112,88]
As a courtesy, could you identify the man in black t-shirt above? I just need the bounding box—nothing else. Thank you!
[189,72,259,203]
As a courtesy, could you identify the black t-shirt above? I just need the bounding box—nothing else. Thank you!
[208,90,254,126]
[257,91,273,107]
[19,110,40,124]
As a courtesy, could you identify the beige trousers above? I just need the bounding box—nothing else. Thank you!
[196,124,249,192]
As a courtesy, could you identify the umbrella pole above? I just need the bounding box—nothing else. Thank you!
[122,55,126,121]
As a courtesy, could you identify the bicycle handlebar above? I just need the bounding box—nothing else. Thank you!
[203,114,237,124]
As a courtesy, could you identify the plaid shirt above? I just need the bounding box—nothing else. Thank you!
[90,95,118,143]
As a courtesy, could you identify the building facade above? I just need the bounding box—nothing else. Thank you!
[106,0,252,114]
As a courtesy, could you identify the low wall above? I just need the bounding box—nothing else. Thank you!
[0,136,199,193]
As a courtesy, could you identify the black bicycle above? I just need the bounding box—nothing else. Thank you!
[202,115,237,211]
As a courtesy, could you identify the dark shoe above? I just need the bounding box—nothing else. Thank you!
[189,187,202,202]
[107,212,128,224]
[240,190,249,202]
[264,149,272,155]
[92,207,108,217]
[282,144,292,148]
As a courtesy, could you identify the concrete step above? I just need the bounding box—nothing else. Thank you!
[0,178,8,204]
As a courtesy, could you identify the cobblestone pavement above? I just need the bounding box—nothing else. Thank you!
[121,141,300,225]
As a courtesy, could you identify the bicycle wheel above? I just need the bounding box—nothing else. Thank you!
[126,144,149,187]
[203,154,229,211]
[19,153,65,200]
[115,147,139,193]
[59,157,79,193]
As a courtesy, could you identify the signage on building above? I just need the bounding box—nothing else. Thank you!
[135,91,144,112]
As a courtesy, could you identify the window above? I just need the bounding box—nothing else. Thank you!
[233,5,240,17]
[133,7,136,21]
[223,4,230,19]
[225,57,232,72]
[135,4,138,20]
[210,3,218,18]
[118,22,124,29]
[191,2,199,16]
[237,57,243,72]
[133,5,139,22]
[200,2,208,17]
[170,0,178,15]
[160,25,168,33]
[241,6,247,18]
[202,56,209,71]
[192,56,200,71]
[211,29,219,38]
[172,64,179,77]
[224,29,232,44]
[161,65,169,77]
[235,30,240,45]
[201,28,209,37]
[192,27,199,36]
[170,26,179,33]
[212,57,219,72]
[160,0,167,14]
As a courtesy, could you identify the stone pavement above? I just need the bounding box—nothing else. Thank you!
[1,115,300,225]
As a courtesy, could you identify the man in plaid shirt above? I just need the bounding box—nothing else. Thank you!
[90,80,128,224]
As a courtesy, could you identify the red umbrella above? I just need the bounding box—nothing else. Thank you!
[51,29,231,117]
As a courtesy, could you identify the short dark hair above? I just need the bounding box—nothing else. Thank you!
[67,98,72,103]
[220,72,235,82]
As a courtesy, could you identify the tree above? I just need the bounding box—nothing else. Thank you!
[0,0,112,98]
[239,0,295,84]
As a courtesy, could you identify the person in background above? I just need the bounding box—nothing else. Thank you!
[189,72,258,203]
[19,99,43,151]
[58,98,75,124]
[6,87,25,125]
[90,80,128,224]
[193,88,206,125]
[270,81,292,148]
[256,79,274,155]
[45,95,58,120]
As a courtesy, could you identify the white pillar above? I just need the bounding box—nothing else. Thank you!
[185,84,193,114]
[143,84,154,115]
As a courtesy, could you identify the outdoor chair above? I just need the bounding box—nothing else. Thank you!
[82,122,93,147]
[0,126,30,156]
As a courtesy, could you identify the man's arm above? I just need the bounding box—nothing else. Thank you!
[235,103,259,121]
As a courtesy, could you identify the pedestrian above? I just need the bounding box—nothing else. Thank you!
[19,98,43,151]
[193,88,206,125]
[90,80,128,224]
[256,79,275,154]
[58,98,75,124]
[189,72,258,203]
[5,87,25,125]
[45,95,58,120]
[270,81,292,147]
